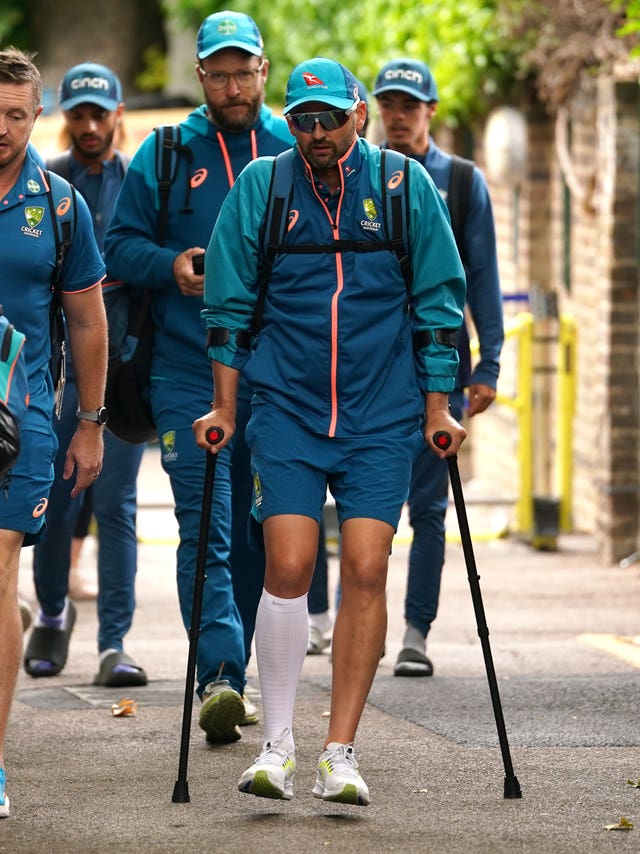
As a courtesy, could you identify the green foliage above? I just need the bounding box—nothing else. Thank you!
[134,45,169,92]
[167,0,526,126]
[0,1,28,47]
[616,0,640,54]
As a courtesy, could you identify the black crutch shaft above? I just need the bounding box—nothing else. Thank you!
[433,430,522,799]
[172,426,224,804]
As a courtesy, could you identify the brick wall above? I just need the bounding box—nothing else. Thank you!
[463,75,640,563]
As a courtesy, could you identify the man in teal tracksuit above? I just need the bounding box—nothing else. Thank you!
[194,58,466,805]
[104,11,293,744]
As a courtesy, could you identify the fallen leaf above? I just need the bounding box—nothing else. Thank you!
[321,710,330,717]
[627,779,640,788]
[412,788,429,794]
[603,816,634,831]
[111,698,138,717]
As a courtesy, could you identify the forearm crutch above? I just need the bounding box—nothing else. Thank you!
[433,430,522,799]
[172,426,224,804]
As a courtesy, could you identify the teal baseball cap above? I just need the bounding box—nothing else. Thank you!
[283,57,360,114]
[59,62,122,111]
[196,11,263,60]
[372,59,438,103]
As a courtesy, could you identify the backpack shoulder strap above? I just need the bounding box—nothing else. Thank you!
[262,149,295,259]
[239,150,295,346]
[380,148,412,290]
[45,170,78,289]
[45,151,73,182]
[447,154,475,261]
[154,124,188,246]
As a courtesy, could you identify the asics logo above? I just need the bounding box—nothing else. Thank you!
[56,197,71,216]
[191,168,208,188]
[387,170,404,190]
[32,497,48,518]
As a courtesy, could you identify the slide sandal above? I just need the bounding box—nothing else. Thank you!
[23,601,77,677]
[93,651,148,687]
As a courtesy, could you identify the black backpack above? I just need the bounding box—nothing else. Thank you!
[103,127,185,444]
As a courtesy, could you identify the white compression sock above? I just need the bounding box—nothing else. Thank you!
[255,589,309,748]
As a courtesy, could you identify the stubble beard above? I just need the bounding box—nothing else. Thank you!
[207,92,263,132]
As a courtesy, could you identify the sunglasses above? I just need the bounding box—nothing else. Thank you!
[289,102,359,134]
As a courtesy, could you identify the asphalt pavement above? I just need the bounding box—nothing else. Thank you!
[3,445,640,853]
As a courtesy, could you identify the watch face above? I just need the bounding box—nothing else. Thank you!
[97,406,108,424]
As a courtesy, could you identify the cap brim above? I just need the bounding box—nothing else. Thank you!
[60,94,120,111]
[198,41,263,59]
[283,95,357,115]
[372,83,435,102]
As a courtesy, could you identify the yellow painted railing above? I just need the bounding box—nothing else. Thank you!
[470,311,576,539]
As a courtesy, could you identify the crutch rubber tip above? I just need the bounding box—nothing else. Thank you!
[503,775,522,799]
[172,781,190,803]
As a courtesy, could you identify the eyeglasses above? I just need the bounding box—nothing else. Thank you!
[200,59,265,90]
[288,102,359,134]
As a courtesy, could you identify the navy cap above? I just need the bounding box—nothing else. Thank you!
[197,11,263,60]
[372,59,438,103]
[59,62,122,111]
[284,57,360,114]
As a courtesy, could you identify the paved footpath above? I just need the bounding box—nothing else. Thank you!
[3,447,640,853]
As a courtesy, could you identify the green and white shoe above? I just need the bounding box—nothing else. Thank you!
[313,742,370,805]
[238,729,295,800]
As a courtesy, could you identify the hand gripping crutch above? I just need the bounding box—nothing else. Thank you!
[172,426,224,804]
[433,431,522,799]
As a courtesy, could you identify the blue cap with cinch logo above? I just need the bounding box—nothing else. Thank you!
[59,62,122,112]
[372,59,438,103]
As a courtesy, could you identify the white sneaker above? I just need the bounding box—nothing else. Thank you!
[238,729,295,800]
[307,623,332,655]
[240,694,259,726]
[198,680,244,743]
[313,742,370,805]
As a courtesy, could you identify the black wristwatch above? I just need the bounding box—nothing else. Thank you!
[77,406,108,425]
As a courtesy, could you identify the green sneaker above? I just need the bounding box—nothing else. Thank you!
[198,680,244,743]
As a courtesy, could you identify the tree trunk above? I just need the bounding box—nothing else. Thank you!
[26,0,165,109]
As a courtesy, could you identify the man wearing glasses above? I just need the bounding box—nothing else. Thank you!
[104,12,293,745]
[195,57,466,805]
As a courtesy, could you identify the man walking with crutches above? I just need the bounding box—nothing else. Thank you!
[195,57,466,805]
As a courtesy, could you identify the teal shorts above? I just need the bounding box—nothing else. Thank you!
[0,422,57,546]
[245,403,425,530]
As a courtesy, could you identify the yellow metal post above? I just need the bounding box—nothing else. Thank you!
[556,314,576,531]
[490,312,534,535]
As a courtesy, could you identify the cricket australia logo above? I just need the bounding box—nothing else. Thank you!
[218,18,238,35]
[22,206,44,237]
[360,197,381,233]
[161,430,178,462]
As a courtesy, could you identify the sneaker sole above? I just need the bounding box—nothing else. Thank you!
[239,770,293,800]
[199,691,245,743]
[0,795,9,818]
[313,782,369,806]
